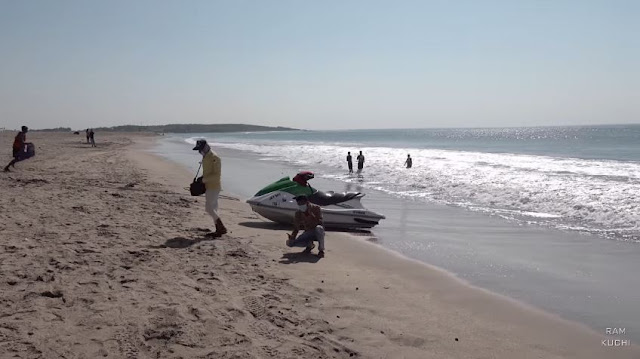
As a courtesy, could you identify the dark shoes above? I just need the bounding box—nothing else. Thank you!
[303,243,315,254]
[211,218,227,238]
[302,244,325,258]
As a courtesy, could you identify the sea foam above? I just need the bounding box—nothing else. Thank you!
[185,136,640,241]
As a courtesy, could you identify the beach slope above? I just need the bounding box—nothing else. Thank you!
[0,132,636,358]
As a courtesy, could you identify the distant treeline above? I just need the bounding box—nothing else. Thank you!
[91,124,297,133]
[32,127,73,132]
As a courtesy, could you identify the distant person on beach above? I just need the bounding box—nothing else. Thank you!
[86,129,90,144]
[346,152,353,173]
[286,195,325,258]
[89,129,96,147]
[4,126,29,172]
[193,139,227,237]
[357,151,365,172]
[405,154,412,168]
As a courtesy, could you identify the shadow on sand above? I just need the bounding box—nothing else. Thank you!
[67,142,115,148]
[239,221,375,235]
[150,234,220,249]
[280,251,321,264]
[238,221,291,231]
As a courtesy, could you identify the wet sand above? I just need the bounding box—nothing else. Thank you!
[0,131,637,358]
[158,135,640,344]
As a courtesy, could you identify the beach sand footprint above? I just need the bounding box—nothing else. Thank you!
[162,236,204,248]
[388,332,426,348]
[242,296,268,319]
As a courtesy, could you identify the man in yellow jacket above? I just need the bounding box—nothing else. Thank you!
[193,139,227,237]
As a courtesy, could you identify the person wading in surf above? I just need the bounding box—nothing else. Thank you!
[404,154,412,168]
[357,151,365,173]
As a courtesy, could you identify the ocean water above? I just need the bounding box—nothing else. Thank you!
[155,127,640,342]
[182,125,640,242]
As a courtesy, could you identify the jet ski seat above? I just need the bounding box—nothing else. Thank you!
[308,191,361,206]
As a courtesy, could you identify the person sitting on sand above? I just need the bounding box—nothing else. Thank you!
[286,195,325,258]
[404,154,412,169]
[193,139,228,237]
[4,126,29,172]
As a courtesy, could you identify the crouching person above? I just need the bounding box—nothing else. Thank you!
[286,195,325,258]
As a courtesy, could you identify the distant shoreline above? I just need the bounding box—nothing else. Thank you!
[16,122,640,133]
[25,123,296,133]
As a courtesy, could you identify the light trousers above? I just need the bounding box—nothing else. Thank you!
[205,189,220,221]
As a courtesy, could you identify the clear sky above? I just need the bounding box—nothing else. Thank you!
[0,0,638,130]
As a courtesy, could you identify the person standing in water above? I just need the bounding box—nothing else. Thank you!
[4,126,29,172]
[404,154,412,168]
[346,152,353,173]
[193,139,227,237]
[356,151,365,173]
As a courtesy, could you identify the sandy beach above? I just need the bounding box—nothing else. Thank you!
[1,131,637,359]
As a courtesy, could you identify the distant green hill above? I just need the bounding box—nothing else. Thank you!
[32,127,73,132]
[90,124,297,133]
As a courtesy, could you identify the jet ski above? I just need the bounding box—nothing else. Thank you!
[246,171,385,229]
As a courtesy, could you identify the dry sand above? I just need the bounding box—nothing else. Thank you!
[0,131,637,359]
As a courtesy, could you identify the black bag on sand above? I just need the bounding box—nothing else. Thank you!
[16,143,35,161]
[190,163,206,196]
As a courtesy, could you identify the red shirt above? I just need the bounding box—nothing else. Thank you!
[13,132,26,150]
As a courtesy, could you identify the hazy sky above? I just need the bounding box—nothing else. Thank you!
[0,0,638,130]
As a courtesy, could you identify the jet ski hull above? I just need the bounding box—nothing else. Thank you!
[247,191,385,229]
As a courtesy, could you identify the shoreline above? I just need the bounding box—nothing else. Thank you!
[138,135,639,358]
[157,133,640,343]
[0,132,637,358]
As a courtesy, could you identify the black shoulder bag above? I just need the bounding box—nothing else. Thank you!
[189,162,206,196]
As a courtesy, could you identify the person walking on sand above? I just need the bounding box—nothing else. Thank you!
[286,195,325,258]
[85,129,90,144]
[193,139,228,237]
[4,126,28,172]
[356,151,365,173]
[346,152,353,173]
[89,129,96,147]
[404,154,412,169]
